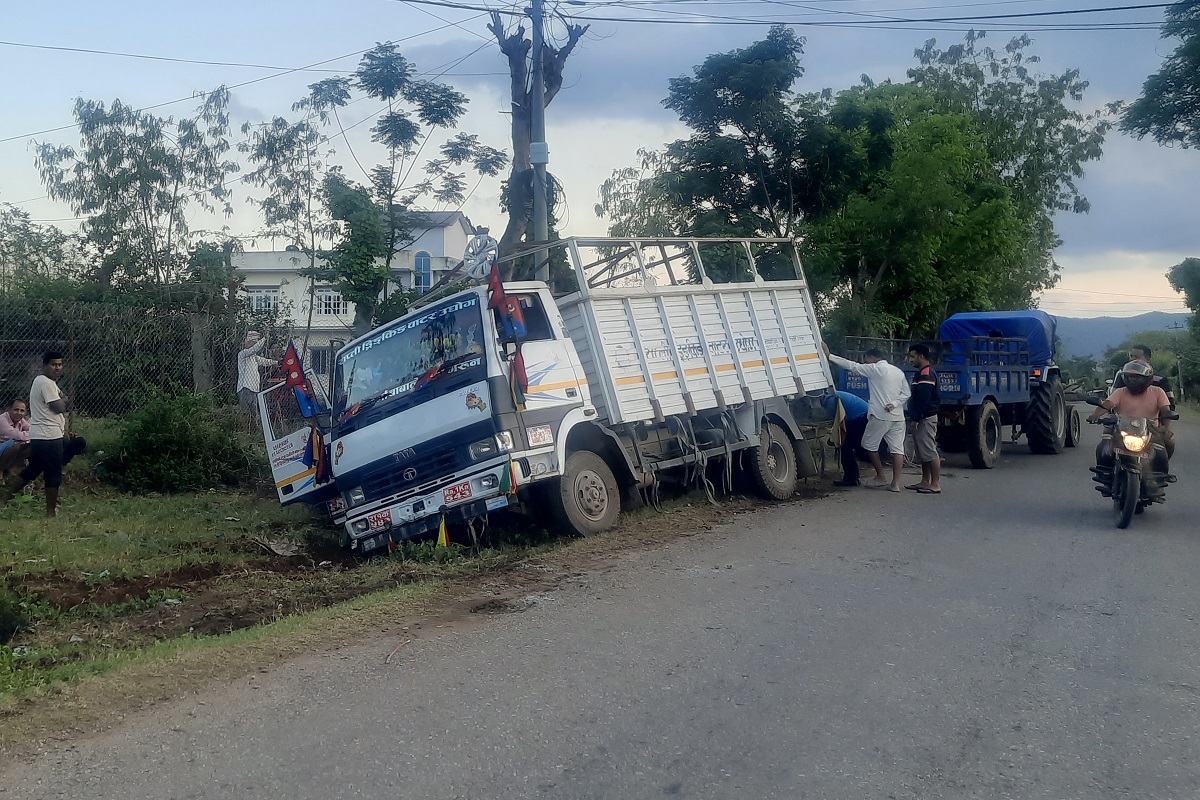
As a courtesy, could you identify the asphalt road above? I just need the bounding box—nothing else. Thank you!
[4,420,1200,799]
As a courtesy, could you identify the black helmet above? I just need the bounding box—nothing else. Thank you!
[1121,360,1153,393]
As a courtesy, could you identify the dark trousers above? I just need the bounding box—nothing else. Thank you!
[840,415,869,483]
[19,436,87,489]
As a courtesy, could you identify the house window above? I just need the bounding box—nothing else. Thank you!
[245,287,280,313]
[315,288,347,316]
[415,251,432,294]
[308,346,333,378]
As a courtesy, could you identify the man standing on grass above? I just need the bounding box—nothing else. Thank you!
[905,343,942,494]
[824,341,910,492]
[0,352,87,516]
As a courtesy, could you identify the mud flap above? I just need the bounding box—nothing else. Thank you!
[258,381,338,505]
[794,431,819,479]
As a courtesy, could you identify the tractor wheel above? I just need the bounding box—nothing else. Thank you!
[967,401,1003,469]
[1026,376,1067,455]
[1064,405,1082,448]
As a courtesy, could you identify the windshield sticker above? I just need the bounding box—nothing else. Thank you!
[338,296,480,364]
[466,391,487,412]
[334,441,344,465]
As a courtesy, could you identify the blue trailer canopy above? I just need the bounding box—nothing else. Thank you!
[938,311,1058,365]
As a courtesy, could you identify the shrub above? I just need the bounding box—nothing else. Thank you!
[103,394,258,493]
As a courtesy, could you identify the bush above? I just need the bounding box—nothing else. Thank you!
[103,394,258,493]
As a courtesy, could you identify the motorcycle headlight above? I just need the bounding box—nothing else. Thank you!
[1121,433,1150,452]
[347,486,366,507]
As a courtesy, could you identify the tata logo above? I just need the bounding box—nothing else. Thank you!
[392,447,417,462]
[403,468,417,482]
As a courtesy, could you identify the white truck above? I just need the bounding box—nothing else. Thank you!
[259,237,834,554]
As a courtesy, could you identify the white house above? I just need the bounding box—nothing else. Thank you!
[231,211,477,384]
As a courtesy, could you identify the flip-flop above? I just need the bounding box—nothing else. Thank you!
[887,485,901,493]
[905,483,924,491]
[915,487,942,494]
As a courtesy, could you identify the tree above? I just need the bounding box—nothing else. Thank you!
[34,89,238,289]
[1121,0,1200,148]
[319,170,392,335]
[1167,256,1200,335]
[0,204,79,290]
[489,12,588,271]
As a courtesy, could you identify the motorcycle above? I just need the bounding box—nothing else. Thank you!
[1085,396,1178,528]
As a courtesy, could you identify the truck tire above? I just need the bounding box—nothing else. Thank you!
[1064,405,1081,448]
[1026,377,1066,455]
[967,400,1003,469]
[550,450,621,536]
[749,422,798,500]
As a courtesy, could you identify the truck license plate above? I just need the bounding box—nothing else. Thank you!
[443,481,473,504]
[367,509,392,530]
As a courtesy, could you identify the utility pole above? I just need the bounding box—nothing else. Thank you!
[528,0,550,281]
[1168,321,1187,402]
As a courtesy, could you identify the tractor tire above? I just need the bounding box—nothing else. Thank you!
[967,400,1003,469]
[549,450,621,537]
[1064,405,1082,448]
[1026,377,1067,455]
[748,422,798,500]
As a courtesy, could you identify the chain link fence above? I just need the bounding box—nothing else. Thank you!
[0,295,265,417]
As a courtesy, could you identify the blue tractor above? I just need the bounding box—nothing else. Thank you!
[839,311,1081,468]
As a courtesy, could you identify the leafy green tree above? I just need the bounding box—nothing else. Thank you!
[319,170,394,335]
[34,89,238,289]
[1121,1,1200,148]
[1167,256,1200,336]
[0,204,80,290]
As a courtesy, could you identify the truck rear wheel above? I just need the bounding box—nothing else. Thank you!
[1026,377,1066,455]
[967,401,1003,469]
[749,422,798,500]
[550,450,621,536]
[1064,405,1081,448]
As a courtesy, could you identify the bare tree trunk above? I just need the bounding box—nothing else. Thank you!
[489,12,588,277]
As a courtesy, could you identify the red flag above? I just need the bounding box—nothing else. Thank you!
[281,340,307,389]
[487,261,506,310]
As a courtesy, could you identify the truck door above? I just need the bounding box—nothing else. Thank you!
[257,380,339,505]
[498,291,587,413]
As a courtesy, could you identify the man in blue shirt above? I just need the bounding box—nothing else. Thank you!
[825,390,870,487]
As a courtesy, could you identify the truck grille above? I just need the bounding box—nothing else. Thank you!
[361,448,465,502]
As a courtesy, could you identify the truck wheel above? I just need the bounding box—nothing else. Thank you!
[1026,377,1066,455]
[1064,405,1081,448]
[749,422,798,500]
[550,450,621,536]
[967,400,1002,469]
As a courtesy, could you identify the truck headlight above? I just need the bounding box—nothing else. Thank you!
[496,431,514,451]
[469,438,499,460]
[347,486,366,507]
[1121,433,1150,452]
[351,519,370,533]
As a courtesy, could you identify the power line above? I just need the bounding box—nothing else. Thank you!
[0,20,477,145]
[1046,287,1183,300]
[0,39,352,73]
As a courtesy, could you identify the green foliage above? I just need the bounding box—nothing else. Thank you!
[0,588,27,645]
[0,204,82,290]
[34,90,238,289]
[104,394,258,493]
[1121,1,1200,149]
[598,27,1109,337]
[318,170,389,334]
[1168,257,1200,334]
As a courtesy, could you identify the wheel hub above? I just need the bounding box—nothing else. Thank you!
[574,469,608,520]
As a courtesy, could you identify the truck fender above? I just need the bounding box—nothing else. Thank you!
[555,412,640,488]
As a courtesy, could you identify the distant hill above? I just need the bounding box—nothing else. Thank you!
[1054,312,1192,359]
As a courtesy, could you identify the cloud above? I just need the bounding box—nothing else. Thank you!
[1042,252,1192,318]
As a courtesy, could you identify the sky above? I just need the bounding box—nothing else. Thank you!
[1,0,1197,320]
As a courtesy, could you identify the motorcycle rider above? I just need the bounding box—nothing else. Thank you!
[1109,345,1176,459]
[1089,360,1173,482]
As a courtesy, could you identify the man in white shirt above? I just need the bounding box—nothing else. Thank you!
[824,342,910,492]
[237,331,276,412]
[1,351,87,516]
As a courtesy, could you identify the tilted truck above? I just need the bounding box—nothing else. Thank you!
[838,310,1080,469]
[258,237,834,554]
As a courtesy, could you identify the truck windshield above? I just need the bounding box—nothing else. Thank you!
[333,294,486,422]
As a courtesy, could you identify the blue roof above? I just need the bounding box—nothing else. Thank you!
[937,311,1058,364]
